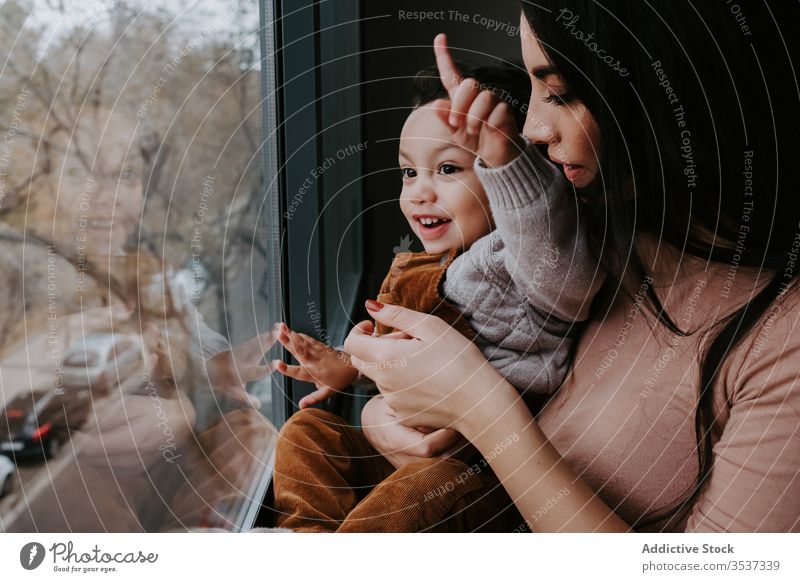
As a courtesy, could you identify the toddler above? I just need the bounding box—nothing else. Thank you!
[273,62,602,462]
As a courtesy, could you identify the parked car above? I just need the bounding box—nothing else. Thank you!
[0,455,14,497]
[0,388,91,459]
[61,333,144,394]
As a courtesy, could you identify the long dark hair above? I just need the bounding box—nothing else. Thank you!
[521,0,800,529]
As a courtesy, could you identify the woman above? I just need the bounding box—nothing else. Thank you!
[284,1,800,532]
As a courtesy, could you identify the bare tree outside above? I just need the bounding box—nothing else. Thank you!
[0,0,275,532]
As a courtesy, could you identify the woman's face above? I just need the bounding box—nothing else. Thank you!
[520,14,601,188]
[29,110,144,257]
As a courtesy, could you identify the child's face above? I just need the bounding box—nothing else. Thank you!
[398,103,493,255]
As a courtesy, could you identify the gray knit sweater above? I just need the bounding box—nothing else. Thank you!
[443,135,604,396]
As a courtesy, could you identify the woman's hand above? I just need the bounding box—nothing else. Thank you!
[344,303,515,436]
[348,302,632,533]
[433,33,525,168]
[361,395,469,469]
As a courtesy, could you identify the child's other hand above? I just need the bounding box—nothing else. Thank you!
[433,33,525,168]
[271,322,358,409]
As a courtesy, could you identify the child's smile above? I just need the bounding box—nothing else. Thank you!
[413,214,453,241]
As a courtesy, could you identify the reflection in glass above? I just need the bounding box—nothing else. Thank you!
[0,0,277,532]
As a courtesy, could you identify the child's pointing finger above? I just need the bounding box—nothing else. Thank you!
[434,33,462,98]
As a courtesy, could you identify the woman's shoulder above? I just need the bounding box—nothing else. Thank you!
[687,280,800,533]
[722,279,800,404]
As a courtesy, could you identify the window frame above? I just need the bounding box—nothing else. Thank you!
[263,0,364,427]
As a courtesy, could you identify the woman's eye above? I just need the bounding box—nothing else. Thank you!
[544,92,573,107]
[439,164,459,175]
[401,167,416,179]
[119,168,142,181]
[67,167,89,179]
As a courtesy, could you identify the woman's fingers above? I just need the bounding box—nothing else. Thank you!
[380,330,414,340]
[433,33,461,98]
[344,304,446,372]
[365,302,446,342]
[410,428,462,458]
[353,319,374,334]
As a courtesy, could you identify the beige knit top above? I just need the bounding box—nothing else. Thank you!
[537,233,800,532]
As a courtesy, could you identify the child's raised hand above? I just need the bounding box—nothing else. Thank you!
[271,322,359,409]
[433,33,526,168]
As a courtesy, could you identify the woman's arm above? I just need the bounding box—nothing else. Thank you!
[345,306,631,532]
[460,381,631,532]
[682,297,800,532]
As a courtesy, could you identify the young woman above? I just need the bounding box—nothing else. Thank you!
[340,1,800,532]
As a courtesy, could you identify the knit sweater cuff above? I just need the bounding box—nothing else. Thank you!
[474,135,563,209]
[191,323,231,361]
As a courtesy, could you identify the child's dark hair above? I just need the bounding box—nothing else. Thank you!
[411,62,532,131]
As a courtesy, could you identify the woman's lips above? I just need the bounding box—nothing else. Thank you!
[550,155,587,184]
[562,164,585,184]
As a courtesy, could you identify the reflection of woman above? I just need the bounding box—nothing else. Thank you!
[285,2,800,532]
[0,105,273,531]
[0,106,232,396]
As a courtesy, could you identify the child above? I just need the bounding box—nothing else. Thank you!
[272,62,602,463]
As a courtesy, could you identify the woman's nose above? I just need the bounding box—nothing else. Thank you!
[523,110,558,145]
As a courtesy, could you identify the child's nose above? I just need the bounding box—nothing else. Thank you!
[411,178,437,203]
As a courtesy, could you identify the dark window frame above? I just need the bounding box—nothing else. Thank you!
[260,0,364,428]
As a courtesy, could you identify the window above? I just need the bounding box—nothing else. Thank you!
[0,0,364,533]
[275,0,364,418]
[0,0,282,532]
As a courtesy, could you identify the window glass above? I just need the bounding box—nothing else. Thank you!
[0,0,278,532]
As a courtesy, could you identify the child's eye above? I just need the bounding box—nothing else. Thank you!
[544,92,574,107]
[438,164,460,175]
[401,167,417,179]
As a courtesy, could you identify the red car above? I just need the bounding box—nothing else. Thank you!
[0,388,91,459]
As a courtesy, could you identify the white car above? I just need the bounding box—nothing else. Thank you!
[61,334,144,394]
[0,455,15,497]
